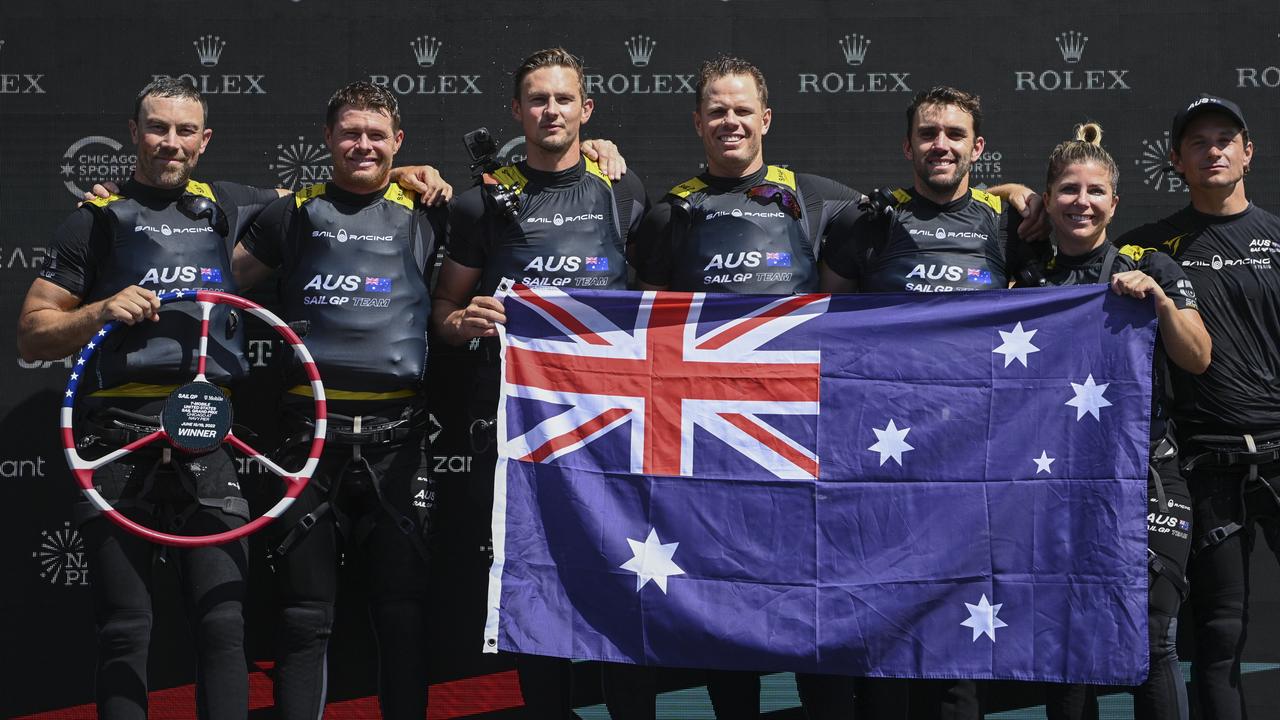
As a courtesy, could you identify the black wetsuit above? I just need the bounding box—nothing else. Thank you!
[1118,204,1280,720]
[825,185,1026,720]
[632,164,862,720]
[1018,243,1198,720]
[447,158,645,719]
[241,181,444,720]
[824,186,1021,294]
[40,177,277,720]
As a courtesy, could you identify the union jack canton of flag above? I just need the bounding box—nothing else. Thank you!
[484,282,1156,684]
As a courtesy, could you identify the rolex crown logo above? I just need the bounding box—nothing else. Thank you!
[1056,31,1088,63]
[625,35,656,67]
[411,35,442,68]
[838,34,870,67]
[193,35,226,67]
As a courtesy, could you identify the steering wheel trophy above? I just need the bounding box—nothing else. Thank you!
[61,289,326,547]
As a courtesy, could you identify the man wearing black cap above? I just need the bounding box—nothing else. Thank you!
[1118,95,1280,720]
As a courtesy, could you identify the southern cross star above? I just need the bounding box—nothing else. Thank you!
[992,322,1040,368]
[1066,374,1112,421]
[961,594,1008,642]
[869,419,914,466]
[620,528,685,594]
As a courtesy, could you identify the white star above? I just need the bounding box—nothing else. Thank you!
[65,390,73,398]
[70,373,78,380]
[992,322,1040,368]
[620,528,685,594]
[960,594,1008,642]
[1033,451,1055,474]
[97,329,107,336]
[76,357,85,365]
[1066,374,1112,421]
[868,419,914,466]
[86,341,95,349]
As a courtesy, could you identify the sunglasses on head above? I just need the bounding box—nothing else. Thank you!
[178,194,229,238]
[746,184,802,220]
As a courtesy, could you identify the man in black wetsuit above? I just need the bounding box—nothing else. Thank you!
[431,48,646,719]
[822,86,1038,297]
[821,85,1044,720]
[16,78,286,720]
[1116,95,1280,720]
[232,81,446,720]
[631,55,864,720]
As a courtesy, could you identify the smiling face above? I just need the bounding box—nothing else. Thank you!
[1044,159,1118,253]
[129,95,212,189]
[694,73,771,177]
[324,105,403,193]
[904,102,984,203]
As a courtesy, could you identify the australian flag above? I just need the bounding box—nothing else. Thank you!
[485,284,1155,684]
[200,267,222,283]
[365,276,392,293]
[766,251,792,267]
[585,256,610,272]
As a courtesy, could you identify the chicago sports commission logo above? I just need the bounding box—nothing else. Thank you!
[59,135,135,199]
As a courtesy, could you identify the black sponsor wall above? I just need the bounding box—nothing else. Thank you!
[3,1,1280,716]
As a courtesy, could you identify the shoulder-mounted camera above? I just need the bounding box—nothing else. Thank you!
[463,127,520,221]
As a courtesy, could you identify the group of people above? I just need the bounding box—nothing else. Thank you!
[14,45,1280,720]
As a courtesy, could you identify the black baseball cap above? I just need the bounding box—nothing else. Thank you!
[1170,95,1248,151]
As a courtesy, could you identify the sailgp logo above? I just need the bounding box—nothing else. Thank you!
[1014,30,1130,91]
[584,34,694,94]
[798,31,910,94]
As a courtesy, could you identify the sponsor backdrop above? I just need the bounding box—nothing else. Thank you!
[3,0,1280,716]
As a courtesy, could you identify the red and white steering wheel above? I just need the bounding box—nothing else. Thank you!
[61,289,326,547]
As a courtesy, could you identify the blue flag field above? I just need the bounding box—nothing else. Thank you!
[483,283,1156,685]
